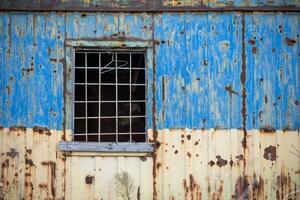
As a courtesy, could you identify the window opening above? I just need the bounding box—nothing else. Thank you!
[73,50,146,142]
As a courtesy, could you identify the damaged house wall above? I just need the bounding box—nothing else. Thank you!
[0,6,299,200]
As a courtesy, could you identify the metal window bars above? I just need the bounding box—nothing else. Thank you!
[73,50,146,142]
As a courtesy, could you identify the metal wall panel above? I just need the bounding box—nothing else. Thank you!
[0,11,299,200]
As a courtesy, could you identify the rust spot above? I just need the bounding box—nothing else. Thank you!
[260,126,276,133]
[6,148,18,158]
[252,173,264,199]
[234,176,249,199]
[25,158,34,166]
[26,149,32,154]
[230,159,234,167]
[137,186,141,200]
[208,160,215,167]
[251,47,257,54]
[216,155,228,167]
[140,156,147,161]
[248,39,255,45]
[194,141,198,145]
[295,100,299,105]
[33,126,51,135]
[225,85,239,96]
[183,174,201,200]
[187,152,191,157]
[85,175,94,184]
[279,25,284,33]
[2,159,9,168]
[235,154,244,161]
[156,163,161,170]
[264,95,268,104]
[39,183,47,188]
[6,86,10,95]
[186,135,191,140]
[9,126,26,132]
[263,145,276,161]
[174,150,178,154]
[25,182,33,188]
[41,161,56,197]
[285,37,296,46]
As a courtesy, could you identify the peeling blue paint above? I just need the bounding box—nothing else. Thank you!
[0,12,299,131]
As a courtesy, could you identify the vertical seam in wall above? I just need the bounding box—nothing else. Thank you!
[151,13,158,200]
[241,12,249,198]
[63,11,67,200]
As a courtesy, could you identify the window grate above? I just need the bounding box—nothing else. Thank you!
[73,51,146,142]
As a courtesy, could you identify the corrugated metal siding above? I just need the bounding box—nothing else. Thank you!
[0,11,299,200]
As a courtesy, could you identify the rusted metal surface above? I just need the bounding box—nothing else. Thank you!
[1,128,299,199]
[0,11,299,200]
[1,0,300,11]
[0,128,66,200]
[148,129,300,200]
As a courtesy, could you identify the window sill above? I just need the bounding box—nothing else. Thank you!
[59,141,154,156]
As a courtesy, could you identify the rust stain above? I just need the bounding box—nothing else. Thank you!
[6,148,18,158]
[248,39,255,45]
[187,152,191,157]
[252,173,264,199]
[279,25,284,33]
[251,47,258,54]
[151,14,158,200]
[208,160,215,167]
[6,86,10,95]
[260,126,276,133]
[263,145,277,161]
[285,37,296,46]
[39,183,48,188]
[156,163,162,170]
[264,95,268,104]
[33,126,51,136]
[25,158,34,166]
[234,176,249,199]
[41,161,56,197]
[241,13,247,153]
[183,174,201,200]
[137,186,141,200]
[186,135,191,140]
[225,85,239,96]
[235,154,244,161]
[9,126,26,132]
[216,155,228,167]
[25,149,32,154]
[85,175,94,185]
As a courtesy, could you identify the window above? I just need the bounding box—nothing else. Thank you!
[73,50,146,143]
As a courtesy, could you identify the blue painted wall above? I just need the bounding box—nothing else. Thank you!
[0,12,299,130]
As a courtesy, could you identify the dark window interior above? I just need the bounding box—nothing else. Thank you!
[74,50,146,142]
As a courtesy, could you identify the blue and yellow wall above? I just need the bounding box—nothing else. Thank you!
[0,1,300,199]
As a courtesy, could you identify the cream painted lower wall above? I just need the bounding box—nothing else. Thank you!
[0,128,299,199]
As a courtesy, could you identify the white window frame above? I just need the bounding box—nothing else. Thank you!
[59,40,154,153]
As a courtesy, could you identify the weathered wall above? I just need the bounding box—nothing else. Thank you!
[0,11,299,199]
[1,0,300,11]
